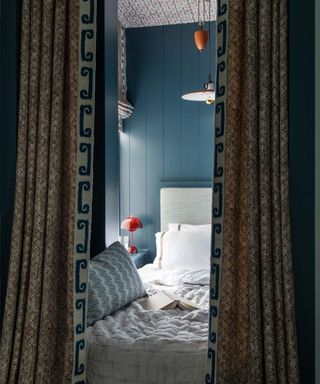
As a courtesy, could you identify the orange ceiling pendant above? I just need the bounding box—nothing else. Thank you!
[194,28,208,52]
[194,0,209,51]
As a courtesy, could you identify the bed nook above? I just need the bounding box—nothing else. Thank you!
[86,186,212,383]
[86,2,216,381]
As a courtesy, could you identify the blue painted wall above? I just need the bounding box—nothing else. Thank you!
[120,23,215,256]
[91,0,118,256]
[0,0,20,324]
[288,0,315,382]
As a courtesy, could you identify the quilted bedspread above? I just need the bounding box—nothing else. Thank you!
[86,265,209,384]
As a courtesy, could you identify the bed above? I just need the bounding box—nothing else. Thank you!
[86,186,211,384]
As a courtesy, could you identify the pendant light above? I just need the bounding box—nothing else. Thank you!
[194,0,208,51]
[182,0,215,105]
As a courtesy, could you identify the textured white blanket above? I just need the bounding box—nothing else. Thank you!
[86,265,209,384]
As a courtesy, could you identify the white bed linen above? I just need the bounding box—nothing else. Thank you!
[86,265,209,384]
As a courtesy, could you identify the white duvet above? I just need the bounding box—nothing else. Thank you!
[86,265,209,384]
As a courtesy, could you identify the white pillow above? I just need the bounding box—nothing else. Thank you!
[154,231,210,270]
[153,232,165,268]
[168,223,211,232]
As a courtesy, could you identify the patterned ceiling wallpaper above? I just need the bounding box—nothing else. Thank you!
[118,0,216,28]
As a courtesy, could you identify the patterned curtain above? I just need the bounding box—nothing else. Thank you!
[0,0,96,383]
[207,0,300,383]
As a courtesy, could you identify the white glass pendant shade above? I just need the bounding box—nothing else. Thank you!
[182,79,215,105]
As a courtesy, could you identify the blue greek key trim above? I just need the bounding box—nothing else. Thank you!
[217,0,227,16]
[217,21,227,57]
[205,348,216,384]
[215,102,225,138]
[208,305,218,343]
[216,61,226,97]
[213,183,223,218]
[75,339,85,375]
[81,30,94,61]
[210,264,220,300]
[80,105,93,137]
[79,143,91,175]
[75,259,88,293]
[211,224,222,258]
[75,299,86,334]
[207,1,228,382]
[82,0,94,23]
[214,143,224,177]
[80,67,93,99]
[78,181,90,214]
[76,220,89,253]
[73,1,96,383]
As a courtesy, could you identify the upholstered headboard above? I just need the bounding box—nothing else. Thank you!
[160,186,212,231]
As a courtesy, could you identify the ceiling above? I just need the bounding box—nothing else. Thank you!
[118,0,216,29]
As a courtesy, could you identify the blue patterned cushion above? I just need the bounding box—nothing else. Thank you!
[87,242,146,325]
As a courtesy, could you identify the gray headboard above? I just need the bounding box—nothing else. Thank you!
[160,187,212,231]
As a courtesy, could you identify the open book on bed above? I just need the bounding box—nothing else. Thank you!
[141,290,201,311]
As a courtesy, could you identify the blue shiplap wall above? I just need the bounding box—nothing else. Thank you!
[120,23,215,256]
[91,0,118,255]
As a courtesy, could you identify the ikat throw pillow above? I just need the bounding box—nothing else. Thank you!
[88,242,146,325]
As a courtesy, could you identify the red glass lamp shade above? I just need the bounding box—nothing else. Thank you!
[121,216,142,232]
[121,216,143,254]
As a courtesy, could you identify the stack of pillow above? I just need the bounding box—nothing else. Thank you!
[153,223,211,270]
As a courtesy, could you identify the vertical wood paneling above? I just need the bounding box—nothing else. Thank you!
[199,26,215,180]
[146,27,164,255]
[127,28,148,248]
[163,25,181,180]
[180,23,200,179]
[122,23,215,254]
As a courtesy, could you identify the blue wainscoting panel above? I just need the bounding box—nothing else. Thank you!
[120,23,215,255]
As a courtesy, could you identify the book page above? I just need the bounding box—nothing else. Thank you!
[141,290,201,311]
[163,290,201,310]
[140,291,176,310]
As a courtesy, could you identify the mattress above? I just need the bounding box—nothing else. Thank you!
[86,265,209,384]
